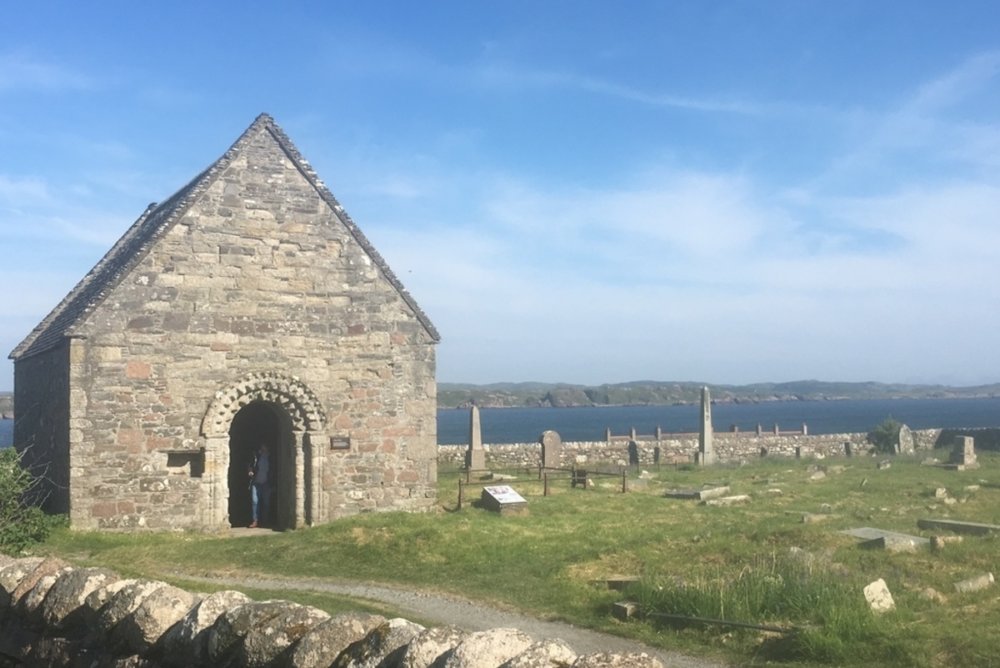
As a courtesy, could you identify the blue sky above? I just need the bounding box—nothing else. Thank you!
[2,2,1000,390]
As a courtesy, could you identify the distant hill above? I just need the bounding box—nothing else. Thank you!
[437,380,1000,409]
[4,383,997,415]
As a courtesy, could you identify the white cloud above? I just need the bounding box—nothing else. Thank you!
[0,52,93,92]
[908,50,1000,114]
[0,174,50,206]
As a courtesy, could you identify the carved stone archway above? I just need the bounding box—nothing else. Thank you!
[200,372,327,529]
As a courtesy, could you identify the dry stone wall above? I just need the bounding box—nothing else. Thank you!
[436,430,954,469]
[0,555,665,668]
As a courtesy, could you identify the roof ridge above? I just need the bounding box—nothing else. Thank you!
[9,116,267,360]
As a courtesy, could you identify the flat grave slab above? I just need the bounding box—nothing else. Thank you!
[702,494,751,507]
[841,527,930,548]
[664,485,730,501]
[481,485,528,515]
[917,518,1000,536]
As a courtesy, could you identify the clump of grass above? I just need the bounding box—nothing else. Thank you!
[629,552,919,665]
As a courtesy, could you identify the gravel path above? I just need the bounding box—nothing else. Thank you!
[174,572,727,667]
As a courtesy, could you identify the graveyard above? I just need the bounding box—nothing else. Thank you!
[24,441,1000,667]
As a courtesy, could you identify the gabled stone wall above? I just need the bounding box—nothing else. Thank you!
[13,118,438,532]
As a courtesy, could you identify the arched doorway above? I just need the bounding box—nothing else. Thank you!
[227,400,288,529]
[200,372,328,530]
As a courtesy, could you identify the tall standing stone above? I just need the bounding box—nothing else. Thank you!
[897,424,915,455]
[540,430,562,469]
[466,405,486,471]
[698,386,716,465]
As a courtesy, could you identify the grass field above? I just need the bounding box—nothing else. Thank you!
[34,450,1000,667]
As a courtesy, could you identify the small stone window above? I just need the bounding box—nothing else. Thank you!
[165,450,205,478]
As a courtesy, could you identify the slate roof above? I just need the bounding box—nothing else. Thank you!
[10,113,440,361]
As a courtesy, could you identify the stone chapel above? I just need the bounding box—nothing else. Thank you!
[9,114,440,531]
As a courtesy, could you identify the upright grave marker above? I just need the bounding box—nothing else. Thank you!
[540,430,562,469]
[948,435,978,470]
[897,424,915,455]
[466,405,486,471]
[698,386,716,465]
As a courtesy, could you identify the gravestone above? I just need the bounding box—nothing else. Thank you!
[917,518,1000,535]
[948,435,978,470]
[627,441,639,466]
[897,424,915,455]
[665,485,730,501]
[481,485,528,515]
[698,386,716,465]
[841,527,930,549]
[540,430,562,469]
[466,405,486,471]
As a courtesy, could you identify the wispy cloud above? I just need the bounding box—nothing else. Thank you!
[908,50,1000,114]
[0,174,50,207]
[0,52,93,92]
[474,63,767,115]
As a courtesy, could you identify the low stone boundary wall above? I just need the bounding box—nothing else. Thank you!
[0,555,665,668]
[438,428,973,469]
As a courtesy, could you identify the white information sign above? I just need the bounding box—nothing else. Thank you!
[483,485,527,504]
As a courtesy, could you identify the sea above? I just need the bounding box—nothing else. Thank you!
[2,397,998,448]
[436,397,1000,445]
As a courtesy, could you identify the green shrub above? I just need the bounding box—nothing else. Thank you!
[867,417,902,453]
[0,448,59,553]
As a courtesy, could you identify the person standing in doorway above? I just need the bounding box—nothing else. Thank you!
[248,444,270,528]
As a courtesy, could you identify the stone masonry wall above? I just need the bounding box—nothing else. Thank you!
[13,343,70,514]
[0,555,664,668]
[63,123,436,530]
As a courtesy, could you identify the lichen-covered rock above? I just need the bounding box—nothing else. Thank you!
[0,556,44,612]
[95,579,169,638]
[399,625,468,668]
[572,652,665,668]
[289,611,386,668]
[334,617,425,668]
[441,628,535,668]
[84,577,138,627]
[205,600,291,665]
[159,589,252,667]
[18,570,69,626]
[42,566,119,630]
[8,556,67,612]
[238,601,330,667]
[111,583,199,655]
[501,639,577,667]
